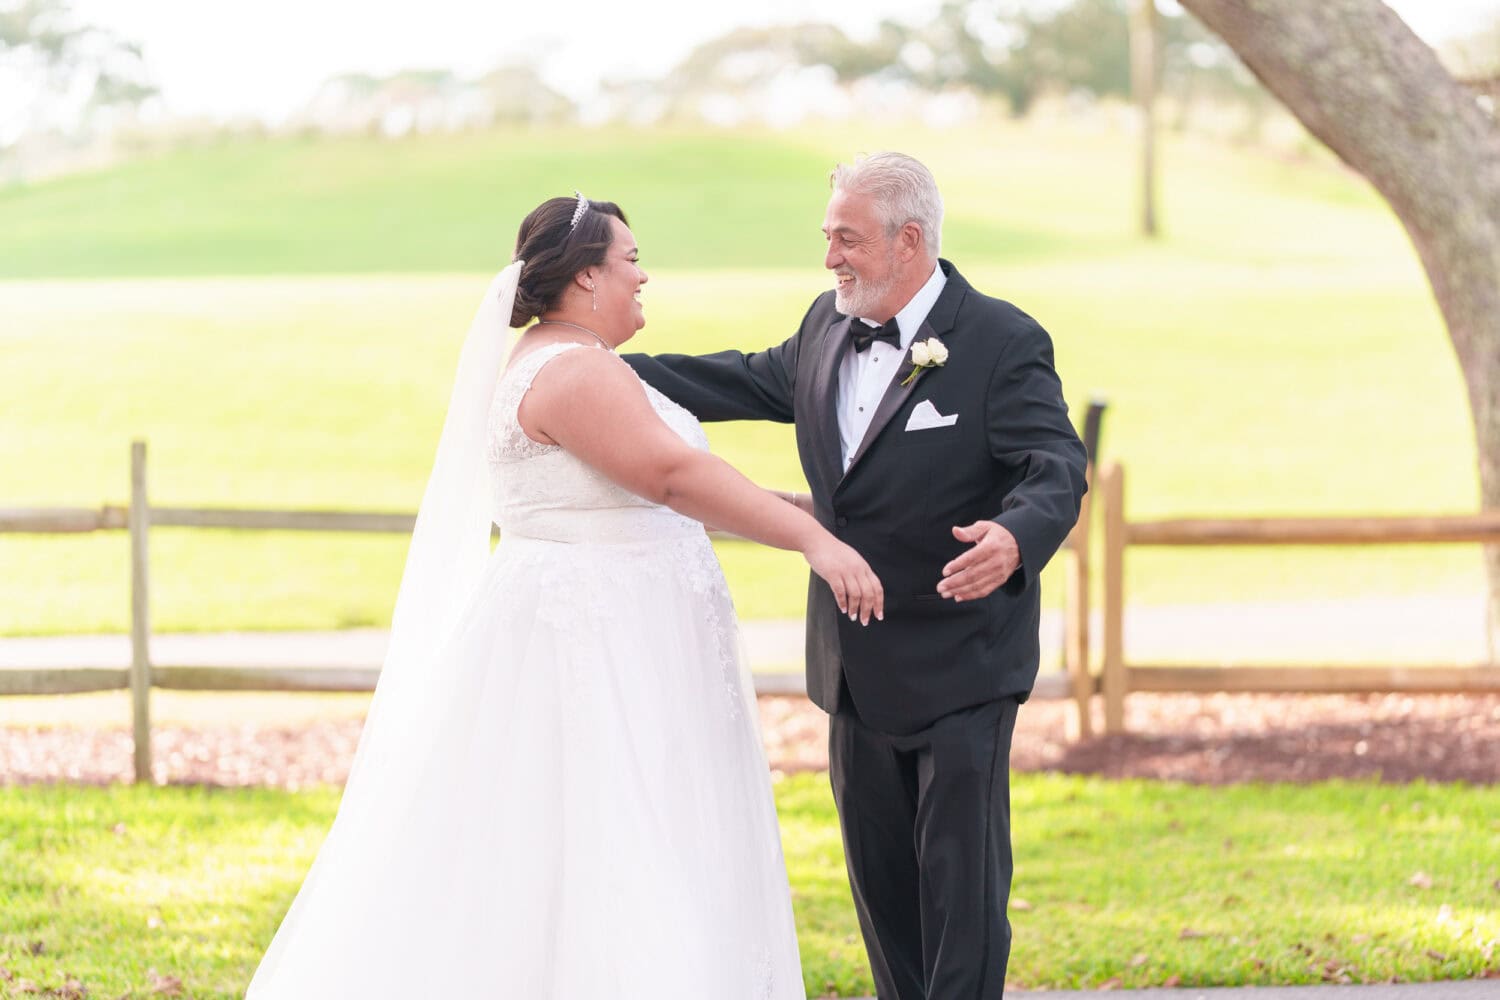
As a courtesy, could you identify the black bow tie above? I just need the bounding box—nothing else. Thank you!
[849,318,901,353]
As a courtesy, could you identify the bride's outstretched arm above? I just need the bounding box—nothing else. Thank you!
[519,348,883,624]
[706,490,807,534]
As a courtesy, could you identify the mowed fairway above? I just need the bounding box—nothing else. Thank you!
[0,120,1483,636]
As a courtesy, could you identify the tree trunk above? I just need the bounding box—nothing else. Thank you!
[1177,0,1500,658]
[1129,0,1160,237]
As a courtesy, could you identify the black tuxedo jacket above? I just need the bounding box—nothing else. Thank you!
[626,260,1087,733]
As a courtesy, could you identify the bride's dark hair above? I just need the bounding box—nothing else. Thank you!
[510,196,628,328]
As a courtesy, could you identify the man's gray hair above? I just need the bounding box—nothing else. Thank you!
[830,151,944,257]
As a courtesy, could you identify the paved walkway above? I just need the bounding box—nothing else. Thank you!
[0,596,1491,698]
[834,982,1500,1000]
[1001,984,1498,1000]
[827,983,1498,1000]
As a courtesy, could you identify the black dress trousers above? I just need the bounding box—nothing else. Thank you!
[828,690,1020,1000]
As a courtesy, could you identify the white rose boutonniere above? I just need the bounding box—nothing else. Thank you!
[901,336,948,386]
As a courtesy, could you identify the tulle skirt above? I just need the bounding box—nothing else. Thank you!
[247,530,804,998]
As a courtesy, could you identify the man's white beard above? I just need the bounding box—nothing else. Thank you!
[834,261,897,318]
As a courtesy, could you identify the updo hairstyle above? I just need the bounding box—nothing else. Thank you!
[510,196,629,328]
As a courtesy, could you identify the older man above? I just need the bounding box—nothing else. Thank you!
[627,152,1086,998]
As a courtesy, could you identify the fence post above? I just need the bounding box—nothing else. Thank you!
[1101,462,1127,734]
[1064,491,1093,739]
[129,440,153,783]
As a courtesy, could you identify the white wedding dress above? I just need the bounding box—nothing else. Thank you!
[247,341,804,998]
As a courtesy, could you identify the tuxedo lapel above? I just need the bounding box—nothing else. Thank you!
[921,259,966,336]
[810,316,853,495]
[838,262,969,483]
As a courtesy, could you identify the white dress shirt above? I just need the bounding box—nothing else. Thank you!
[837,263,948,471]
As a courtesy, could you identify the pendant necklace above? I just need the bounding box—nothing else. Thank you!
[533,320,613,352]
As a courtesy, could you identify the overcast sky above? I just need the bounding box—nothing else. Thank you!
[60,0,1500,125]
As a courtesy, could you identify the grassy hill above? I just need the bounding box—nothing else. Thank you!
[0,119,1483,638]
[0,120,1405,278]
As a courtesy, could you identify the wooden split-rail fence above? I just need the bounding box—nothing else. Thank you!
[4,435,1500,781]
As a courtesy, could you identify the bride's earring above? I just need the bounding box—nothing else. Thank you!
[589,282,597,311]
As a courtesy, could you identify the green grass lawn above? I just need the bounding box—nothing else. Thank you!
[1,777,1496,997]
[0,118,1485,636]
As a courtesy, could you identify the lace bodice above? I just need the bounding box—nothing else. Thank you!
[487,341,709,543]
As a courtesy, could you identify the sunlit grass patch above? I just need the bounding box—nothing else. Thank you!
[3,777,1496,997]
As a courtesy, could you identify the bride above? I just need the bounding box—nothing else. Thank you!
[244,194,883,999]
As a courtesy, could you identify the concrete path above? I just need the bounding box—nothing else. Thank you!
[842,983,1500,1000]
[0,595,1491,698]
[1003,984,1499,1000]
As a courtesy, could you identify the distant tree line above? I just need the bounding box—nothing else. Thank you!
[1,0,155,146]
[659,0,1272,121]
[5,0,1495,150]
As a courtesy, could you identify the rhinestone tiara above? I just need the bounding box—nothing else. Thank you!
[569,190,589,231]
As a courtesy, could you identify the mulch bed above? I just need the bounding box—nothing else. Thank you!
[765,691,1500,785]
[4,692,1499,789]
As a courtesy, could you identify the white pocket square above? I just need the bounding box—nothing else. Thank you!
[904,399,959,431]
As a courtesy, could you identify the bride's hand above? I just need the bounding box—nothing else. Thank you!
[805,536,884,625]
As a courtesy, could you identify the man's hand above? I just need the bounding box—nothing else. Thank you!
[937,521,1020,602]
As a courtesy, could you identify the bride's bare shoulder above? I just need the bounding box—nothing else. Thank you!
[516,345,654,443]
[522,343,633,389]
[505,337,584,372]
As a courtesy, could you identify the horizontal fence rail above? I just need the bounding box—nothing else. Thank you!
[0,665,387,698]
[1123,665,1500,694]
[1127,514,1500,547]
[151,508,419,533]
[0,507,128,532]
[0,505,419,534]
